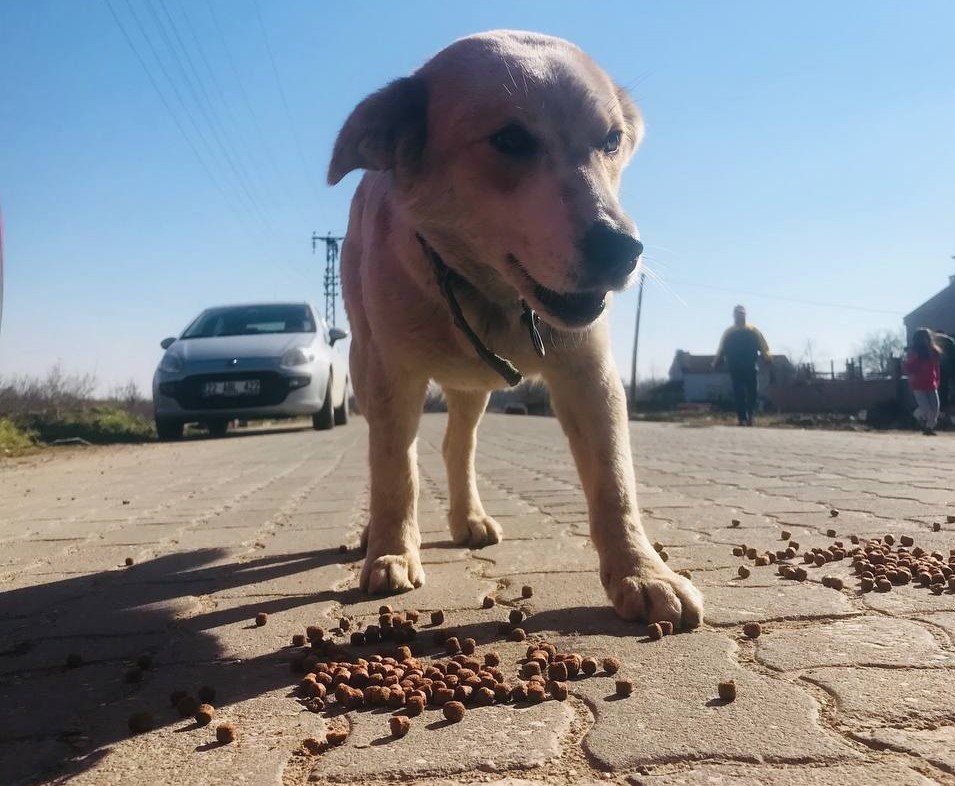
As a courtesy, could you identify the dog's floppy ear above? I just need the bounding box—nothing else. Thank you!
[327,76,428,185]
[617,87,645,154]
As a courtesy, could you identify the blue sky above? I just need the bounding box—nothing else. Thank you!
[1,1,954,395]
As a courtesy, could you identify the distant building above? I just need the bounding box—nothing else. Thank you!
[668,351,794,405]
[904,268,955,342]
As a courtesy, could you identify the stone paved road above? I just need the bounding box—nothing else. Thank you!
[1,416,954,786]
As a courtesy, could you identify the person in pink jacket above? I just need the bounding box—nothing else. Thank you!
[903,328,942,436]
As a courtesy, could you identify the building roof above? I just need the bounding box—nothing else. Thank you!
[905,278,955,326]
[669,350,794,379]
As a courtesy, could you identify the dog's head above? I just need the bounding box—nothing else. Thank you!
[329,30,644,329]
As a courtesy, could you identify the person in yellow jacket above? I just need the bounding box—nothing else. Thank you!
[713,305,773,426]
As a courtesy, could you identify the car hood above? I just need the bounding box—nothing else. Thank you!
[171,333,312,362]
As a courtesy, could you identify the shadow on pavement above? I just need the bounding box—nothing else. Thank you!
[0,547,360,785]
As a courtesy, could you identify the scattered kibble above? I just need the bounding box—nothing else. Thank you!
[125,557,134,566]
[742,622,761,639]
[292,634,307,647]
[615,679,633,698]
[900,535,915,547]
[738,566,751,579]
[947,515,955,524]
[730,519,741,527]
[461,638,476,655]
[659,620,674,636]
[717,680,737,702]
[509,627,527,642]
[128,711,154,734]
[933,522,941,532]
[830,510,839,518]
[509,609,525,625]
[255,612,268,627]
[781,530,791,540]
[177,695,199,718]
[430,610,445,626]
[602,657,620,675]
[195,703,216,726]
[581,657,599,676]
[659,550,670,562]
[522,585,534,598]
[338,545,348,554]
[216,723,237,744]
[326,729,348,746]
[549,680,569,700]
[648,623,663,641]
[443,701,466,723]
[827,529,837,538]
[389,715,411,738]
[482,596,496,609]
[653,541,664,552]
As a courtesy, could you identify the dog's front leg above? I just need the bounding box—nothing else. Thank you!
[543,337,704,629]
[357,358,429,594]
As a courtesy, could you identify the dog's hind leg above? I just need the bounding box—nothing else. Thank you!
[442,389,503,548]
[357,356,429,594]
[542,331,704,629]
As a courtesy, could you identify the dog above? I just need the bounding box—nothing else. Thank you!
[328,30,703,628]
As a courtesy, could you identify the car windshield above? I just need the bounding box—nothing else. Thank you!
[181,305,316,339]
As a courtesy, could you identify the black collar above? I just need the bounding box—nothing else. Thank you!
[416,233,544,387]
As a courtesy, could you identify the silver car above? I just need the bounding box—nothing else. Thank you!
[152,302,349,440]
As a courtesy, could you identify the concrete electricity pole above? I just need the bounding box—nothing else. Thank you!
[629,272,647,411]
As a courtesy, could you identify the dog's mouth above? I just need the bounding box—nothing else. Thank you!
[506,254,607,328]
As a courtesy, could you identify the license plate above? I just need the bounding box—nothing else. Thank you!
[201,379,260,398]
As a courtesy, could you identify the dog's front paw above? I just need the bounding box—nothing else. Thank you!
[449,512,503,548]
[603,559,704,629]
[360,552,425,594]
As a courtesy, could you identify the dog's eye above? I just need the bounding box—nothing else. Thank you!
[489,124,538,158]
[603,130,623,155]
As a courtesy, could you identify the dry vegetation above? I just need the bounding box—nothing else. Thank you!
[0,365,154,456]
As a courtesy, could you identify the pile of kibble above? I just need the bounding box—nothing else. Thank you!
[285,600,636,751]
[732,522,954,596]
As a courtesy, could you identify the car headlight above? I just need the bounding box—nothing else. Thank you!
[281,347,315,367]
[159,354,183,373]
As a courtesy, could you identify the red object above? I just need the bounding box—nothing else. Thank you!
[903,352,940,391]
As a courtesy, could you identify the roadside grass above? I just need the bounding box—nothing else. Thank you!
[0,417,37,456]
[0,366,156,456]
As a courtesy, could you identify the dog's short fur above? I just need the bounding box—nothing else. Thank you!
[328,31,704,628]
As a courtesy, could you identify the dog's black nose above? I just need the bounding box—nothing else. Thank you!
[581,223,643,286]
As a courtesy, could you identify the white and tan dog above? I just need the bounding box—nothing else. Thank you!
[329,30,703,628]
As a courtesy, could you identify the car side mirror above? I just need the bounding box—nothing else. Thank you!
[160,337,176,350]
[329,328,348,346]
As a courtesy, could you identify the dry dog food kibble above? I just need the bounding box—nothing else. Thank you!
[731,519,741,527]
[522,585,534,598]
[615,679,633,698]
[827,529,837,538]
[718,680,737,702]
[830,509,839,518]
[509,609,525,625]
[195,703,216,726]
[216,723,237,744]
[482,596,496,609]
[509,627,527,642]
[737,566,751,579]
[326,729,348,746]
[659,620,674,636]
[648,622,663,640]
[292,634,307,647]
[389,715,411,738]
[177,695,199,718]
[742,622,761,639]
[255,612,268,627]
[781,530,791,540]
[602,657,620,675]
[442,700,466,722]
[581,657,599,676]
[125,557,134,566]
[430,610,445,626]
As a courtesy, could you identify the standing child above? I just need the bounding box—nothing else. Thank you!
[903,328,942,436]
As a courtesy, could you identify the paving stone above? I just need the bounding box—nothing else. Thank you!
[315,701,572,780]
[916,612,955,645]
[859,726,955,775]
[702,582,857,626]
[572,631,856,768]
[757,618,954,671]
[636,762,939,785]
[804,666,955,727]
[480,536,598,577]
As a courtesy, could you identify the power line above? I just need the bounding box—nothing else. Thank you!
[252,0,324,206]
[663,277,904,316]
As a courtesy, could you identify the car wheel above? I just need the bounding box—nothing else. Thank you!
[313,374,335,431]
[207,419,229,438]
[334,383,349,426]
[156,418,184,442]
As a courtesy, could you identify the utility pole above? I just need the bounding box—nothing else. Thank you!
[629,272,647,412]
[311,232,344,328]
